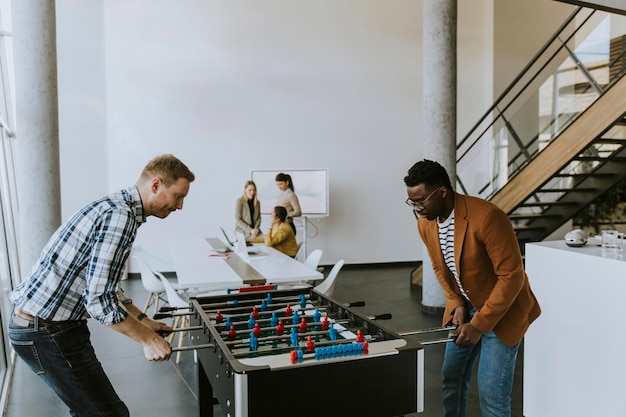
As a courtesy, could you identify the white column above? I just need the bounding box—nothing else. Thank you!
[12,1,61,273]
[421,0,457,311]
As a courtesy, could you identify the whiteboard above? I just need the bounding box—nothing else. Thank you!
[251,169,329,217]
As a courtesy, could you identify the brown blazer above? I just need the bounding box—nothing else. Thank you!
[418,192,541,346]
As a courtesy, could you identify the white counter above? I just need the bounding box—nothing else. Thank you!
[524,240,626,417]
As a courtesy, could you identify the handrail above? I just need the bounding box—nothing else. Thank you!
[457,7,588,151]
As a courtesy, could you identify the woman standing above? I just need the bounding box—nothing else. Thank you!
[274,172,301,235]
[235,180,261,239]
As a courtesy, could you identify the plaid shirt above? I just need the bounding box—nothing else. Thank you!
[10,186,145,325]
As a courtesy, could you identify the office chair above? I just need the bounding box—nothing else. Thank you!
[314,259,345,298]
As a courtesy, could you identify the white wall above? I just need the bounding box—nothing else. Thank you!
[55,0,574,266]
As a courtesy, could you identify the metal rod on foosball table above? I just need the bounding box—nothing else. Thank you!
[221,317,336,339]
[169,325,203,332]
[197,296,365,315]
[171,343,214,352]
[224,327,334,346]
[397,325,457,346]
[197,294,313,312]
[230,335,371,358]
[203,301,312,316]
[215,305,331,324]
[153,311,192,320]
[397,325,457,337]
[419,337,455,345]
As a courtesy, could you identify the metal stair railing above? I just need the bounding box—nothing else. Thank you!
[457,7,626,203]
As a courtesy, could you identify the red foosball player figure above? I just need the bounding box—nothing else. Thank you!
[215,310,224,324]
[299,317,308,333]
[253,322,261,338]
[251,306,259,320]
[285,304,293,317]
[275,320,285,336]
[321,315,330,330]
[305,335,315,352]
[356,329,365,343]
[228,325,237,341]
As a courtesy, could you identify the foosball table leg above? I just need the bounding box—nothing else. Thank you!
[198,360,215,417]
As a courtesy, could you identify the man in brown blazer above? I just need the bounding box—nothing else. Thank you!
[404,160,540,417]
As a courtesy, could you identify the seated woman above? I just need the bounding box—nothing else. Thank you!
[249,206,299,257]
[235,180,261,239]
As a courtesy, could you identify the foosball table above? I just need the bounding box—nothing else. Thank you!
[183,286,428,417]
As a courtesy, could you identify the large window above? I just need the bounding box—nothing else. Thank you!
[0,1,21,410]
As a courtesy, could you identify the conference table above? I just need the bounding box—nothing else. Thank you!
[169,237,323,291]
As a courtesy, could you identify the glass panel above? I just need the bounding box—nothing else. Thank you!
[457,9,626,200]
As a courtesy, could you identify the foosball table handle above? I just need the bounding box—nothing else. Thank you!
[344,301,366,307]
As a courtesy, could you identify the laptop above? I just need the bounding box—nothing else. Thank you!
[221,227,253,247]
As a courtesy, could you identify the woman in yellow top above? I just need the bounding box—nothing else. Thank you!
[249,206,299,257]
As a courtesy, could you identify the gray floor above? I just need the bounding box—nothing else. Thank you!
[4,263,524,417]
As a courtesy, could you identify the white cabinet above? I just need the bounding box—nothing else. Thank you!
[524,240,626,417]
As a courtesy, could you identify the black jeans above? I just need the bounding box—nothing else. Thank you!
[9,314,129,417]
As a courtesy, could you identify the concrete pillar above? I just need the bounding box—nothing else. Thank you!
[421,0,457,312]
[12,1,61,273]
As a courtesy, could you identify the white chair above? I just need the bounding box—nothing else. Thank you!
[303,249,323,270]
[134,255,168,315]
[157,272,190,364]
[295,241,304,261]
[314,259,345,298]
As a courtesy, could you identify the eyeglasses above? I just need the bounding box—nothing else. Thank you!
[405,186,442,210]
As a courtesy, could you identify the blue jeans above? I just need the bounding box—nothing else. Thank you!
[442,316,520,417]
[8,314,129,417]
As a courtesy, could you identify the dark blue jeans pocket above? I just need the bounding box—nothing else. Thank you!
[9,331,45,375]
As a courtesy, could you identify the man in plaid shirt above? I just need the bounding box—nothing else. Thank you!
[9,154,195,417]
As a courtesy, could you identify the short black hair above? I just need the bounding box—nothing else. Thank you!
[403,159,453,189]
[274,206,288,222]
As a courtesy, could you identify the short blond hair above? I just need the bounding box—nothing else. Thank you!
[139,154,195,186]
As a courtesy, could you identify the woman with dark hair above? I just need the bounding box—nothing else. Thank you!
[249,206,298,257]
[275,172,301,235]
[235,180,261,239]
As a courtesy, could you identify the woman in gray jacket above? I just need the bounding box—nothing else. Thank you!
[235,180,261,239]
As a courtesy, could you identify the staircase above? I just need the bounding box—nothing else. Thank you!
[492,75,626,246]
[457,7,626,251]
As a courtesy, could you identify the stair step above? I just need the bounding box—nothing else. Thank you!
[593,138,626,144]
[509,213,561,220]
[517,201,579,208]
[573,156,626,162]
[537,188,596,193]
[553,172,615,178]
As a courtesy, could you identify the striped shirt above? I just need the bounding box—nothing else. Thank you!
[9,186,145,325]
[438,209,470,302]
